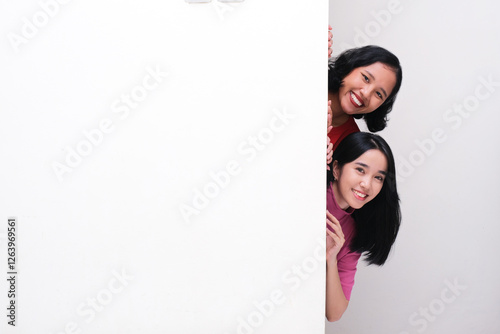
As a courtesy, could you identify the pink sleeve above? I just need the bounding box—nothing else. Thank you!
[337,249,361,301]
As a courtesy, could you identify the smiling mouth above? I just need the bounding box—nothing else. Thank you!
[350,92,364,107]
[353,189,367,200]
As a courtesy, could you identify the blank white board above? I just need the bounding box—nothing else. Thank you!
[1,1,327,333]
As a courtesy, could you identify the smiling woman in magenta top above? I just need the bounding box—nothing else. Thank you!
[325,132,401,322]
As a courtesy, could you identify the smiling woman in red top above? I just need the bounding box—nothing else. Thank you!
[327,46,403,153]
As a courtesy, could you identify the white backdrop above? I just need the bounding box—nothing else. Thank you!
[0,1,327,333]
[328,1,500,334]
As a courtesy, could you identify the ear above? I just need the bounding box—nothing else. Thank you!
[332,160,340,180]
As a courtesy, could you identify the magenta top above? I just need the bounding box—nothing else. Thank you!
[327,183,361,301]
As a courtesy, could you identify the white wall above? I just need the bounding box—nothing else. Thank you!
[328,1,500,333]
[0,1,327,333]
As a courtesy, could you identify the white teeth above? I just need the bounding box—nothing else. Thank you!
[351,92,363,107]
[353,190,367,198]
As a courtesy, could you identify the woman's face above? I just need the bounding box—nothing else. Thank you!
[338,62,397,116]
[332,149,388,210]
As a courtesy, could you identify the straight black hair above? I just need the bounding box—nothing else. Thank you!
[328,45,403,132]
[327,132,401,266]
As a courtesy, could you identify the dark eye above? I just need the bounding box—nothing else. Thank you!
[356,167,365,173]
[375,175,384,182]
[376,92,383,99]
[362,74,369,82]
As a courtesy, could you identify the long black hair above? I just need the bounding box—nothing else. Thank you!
[328,45,403,132]
[327,132,401,266]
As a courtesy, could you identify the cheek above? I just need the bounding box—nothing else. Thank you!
[340,85,349,97]
[344,75,358,88]
[337,179,349,195]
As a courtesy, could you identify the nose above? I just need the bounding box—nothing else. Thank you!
[360,176,371,191]
[361,84,376,101]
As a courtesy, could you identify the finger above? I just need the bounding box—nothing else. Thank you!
[326,212,344,238]
[326,230,342,250]
[327,219,344,240]
[327,101,332,127]
[326,217,341,235]
[326,210,339,224]
[326,229,340,243]
[327,225,344,244]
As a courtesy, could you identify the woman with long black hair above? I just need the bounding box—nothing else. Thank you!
[325,132,401,321]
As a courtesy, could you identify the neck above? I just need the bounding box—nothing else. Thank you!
[328,91,349,127]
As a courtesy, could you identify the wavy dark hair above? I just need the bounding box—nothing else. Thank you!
[327,132,401,266]
[328,45,403,132]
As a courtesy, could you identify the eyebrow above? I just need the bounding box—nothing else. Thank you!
[355,162,387,175]
[365,70,388,99]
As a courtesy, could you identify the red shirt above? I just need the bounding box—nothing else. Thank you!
[328,116,360,152]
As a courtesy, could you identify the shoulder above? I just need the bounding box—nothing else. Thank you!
[329,117,360,151]
[345,116,360,132]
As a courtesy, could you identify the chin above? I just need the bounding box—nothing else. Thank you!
[349,200,367,210]
[347,203,361,210]
[343,106,364,116]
